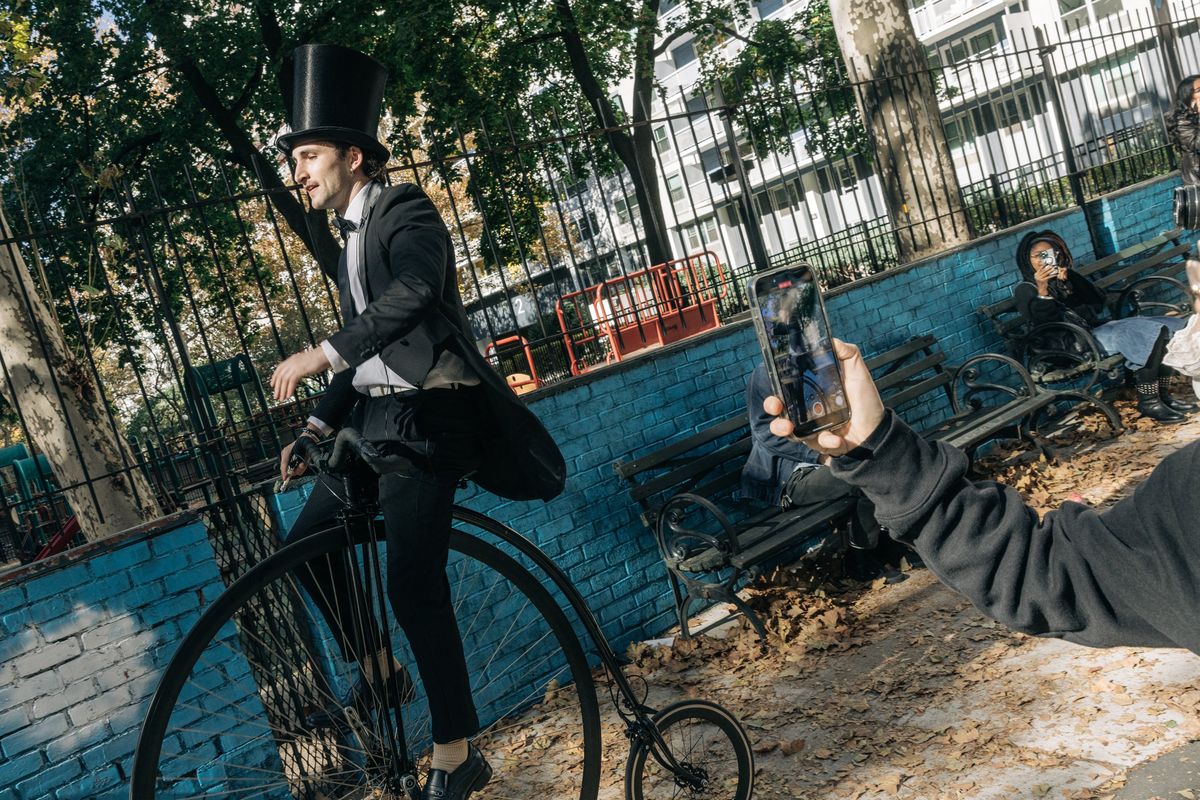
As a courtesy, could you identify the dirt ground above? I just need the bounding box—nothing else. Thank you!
[584,395,1200,800]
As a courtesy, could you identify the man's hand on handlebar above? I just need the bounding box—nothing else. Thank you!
[279,428,322,489]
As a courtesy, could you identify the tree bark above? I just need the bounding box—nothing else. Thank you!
[0,207,161,542]
[828,0,970,260]
[554,0,675,268]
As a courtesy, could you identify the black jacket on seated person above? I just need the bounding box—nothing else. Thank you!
[740,363,822,504]
[832,409,1200,654]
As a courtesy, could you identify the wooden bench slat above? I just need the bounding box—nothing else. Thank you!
[627,438,752,503]
[881,371,953,409]
[865,334,937,371]
[614,413,749,479]
[1077,229,1180,276]
[728,497,856,569]
[873,352,947,392]
[1092,243,1189,290]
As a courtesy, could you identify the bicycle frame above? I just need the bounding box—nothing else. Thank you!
[450,506,704,786]
[304,446,702,790]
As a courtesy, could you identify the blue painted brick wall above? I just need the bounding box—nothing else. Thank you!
[0,522,221,800]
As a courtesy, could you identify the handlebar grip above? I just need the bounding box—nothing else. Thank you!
[290,434,323,472]
[327,428,381,472]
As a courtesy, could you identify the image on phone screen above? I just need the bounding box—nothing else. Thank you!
[752,266,848,435]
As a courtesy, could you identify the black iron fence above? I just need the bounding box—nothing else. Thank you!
[1,8,1199,567]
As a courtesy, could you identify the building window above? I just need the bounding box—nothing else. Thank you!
[614,196,632,225]
[754,0,786,18]
[653,124,672,154]
[682,216,720,251]
[671,40,697,70]
[940,25,1002,65]
[1091,52,1140,114]
[816,162,858,194]
[969,30,996,56]
[561,180,588,200]
[666,174,685,203]
[698,146,723,175]
[943,112,977,151]
[573,211,600,241]
[1060,0,1123,32]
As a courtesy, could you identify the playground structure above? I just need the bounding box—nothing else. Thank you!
[554,251,729,377]
[0,444,81,565]
[485,335,543,395]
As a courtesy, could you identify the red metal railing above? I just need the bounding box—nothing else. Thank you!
[555,251,728,376]
[485,335,542,394]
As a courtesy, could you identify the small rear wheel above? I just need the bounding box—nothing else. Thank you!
[624,699,754,800]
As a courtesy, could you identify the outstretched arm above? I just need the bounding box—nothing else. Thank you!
[767,340,1187,651]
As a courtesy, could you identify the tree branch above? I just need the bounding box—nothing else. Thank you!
[231,55,265,115]
[650,26,690,58]
[109,131,164,167]
[256,0,283,58]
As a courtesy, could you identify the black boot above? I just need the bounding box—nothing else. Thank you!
[1134,329,1185,423]
[1159,376,1200,414]
[1136,381,1186,422]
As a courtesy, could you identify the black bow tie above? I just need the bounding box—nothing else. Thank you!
[334,215,359,239]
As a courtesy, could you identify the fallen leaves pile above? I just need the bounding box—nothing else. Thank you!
[521,396,1200,799]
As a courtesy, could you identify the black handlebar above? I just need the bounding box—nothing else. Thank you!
[287,427,383,477]
[327,428,382,472]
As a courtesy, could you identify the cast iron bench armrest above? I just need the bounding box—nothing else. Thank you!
[1113,275,1191,319]
[949,352,1039,414]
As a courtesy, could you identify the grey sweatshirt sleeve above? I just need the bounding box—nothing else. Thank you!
[828,410,1176,650]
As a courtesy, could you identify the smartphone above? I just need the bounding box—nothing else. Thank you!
[748,264,850,438]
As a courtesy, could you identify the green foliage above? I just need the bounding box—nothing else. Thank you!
[695,0,865,162]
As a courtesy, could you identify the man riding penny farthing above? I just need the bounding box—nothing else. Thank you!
[268,43,566,800]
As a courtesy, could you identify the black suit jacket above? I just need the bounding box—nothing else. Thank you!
[312,183,565,502]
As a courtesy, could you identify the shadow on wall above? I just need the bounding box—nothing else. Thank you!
[0,522,225,799]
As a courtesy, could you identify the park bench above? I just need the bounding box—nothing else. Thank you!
[613,332,1121,643]
[866,334,1122,460]
[978,228,1192,390]
[613,412,856,641]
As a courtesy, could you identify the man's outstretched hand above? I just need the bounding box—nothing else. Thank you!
[765,339,885,456]
[270,348,331,401]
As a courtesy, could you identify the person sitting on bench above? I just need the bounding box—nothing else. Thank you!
[1012,230,1195,423]
[741,361,917,581]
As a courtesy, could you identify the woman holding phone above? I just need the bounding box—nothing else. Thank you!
[1012,230,1193,422]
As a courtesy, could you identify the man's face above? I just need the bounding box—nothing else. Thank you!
[291,141,357,213]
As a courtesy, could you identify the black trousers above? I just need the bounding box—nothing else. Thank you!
[285,387,485,744]
[783,464,880,549]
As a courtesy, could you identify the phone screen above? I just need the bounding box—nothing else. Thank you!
[751,265,849,436]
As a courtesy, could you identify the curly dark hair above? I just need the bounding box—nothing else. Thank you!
[1166,74,1200,149]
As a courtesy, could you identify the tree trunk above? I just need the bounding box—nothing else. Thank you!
[0,207,162,542]
[829,0,970,260]
[555,0,675,268]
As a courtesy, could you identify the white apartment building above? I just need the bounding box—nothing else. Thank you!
[554,0,1195,287]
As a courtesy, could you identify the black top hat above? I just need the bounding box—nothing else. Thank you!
[276,44,389,161]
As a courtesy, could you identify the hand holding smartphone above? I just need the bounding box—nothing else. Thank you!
[748,265,850,438]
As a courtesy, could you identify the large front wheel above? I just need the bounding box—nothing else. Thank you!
[625,699,754,800]
[132,522,602,799]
